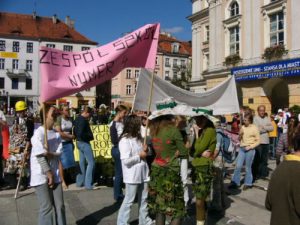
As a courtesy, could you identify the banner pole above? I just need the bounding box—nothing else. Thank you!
[43,103,49,150]
[143,70,155,145]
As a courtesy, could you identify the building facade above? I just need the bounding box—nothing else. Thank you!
[188,0,300,113]
[0,12,97,112]
[111,33,192,108]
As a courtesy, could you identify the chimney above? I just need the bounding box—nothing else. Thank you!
[65,16,75,29]
[52,14,57,24]
[32,11,37,20]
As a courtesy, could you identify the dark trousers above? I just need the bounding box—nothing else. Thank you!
[111,146,124,201]
[252,144,269,180]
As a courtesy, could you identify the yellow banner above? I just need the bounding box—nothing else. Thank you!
[0,52,18,59]
[74,125,112,162]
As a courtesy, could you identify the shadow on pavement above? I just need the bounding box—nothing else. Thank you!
[76,201,122,225]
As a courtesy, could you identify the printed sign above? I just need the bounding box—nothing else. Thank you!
[74,125,112,161]
[232,58,300,81]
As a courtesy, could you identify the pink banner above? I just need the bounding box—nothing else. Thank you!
[39,23,160,102]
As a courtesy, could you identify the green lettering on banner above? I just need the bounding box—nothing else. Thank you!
[74,125,112,162]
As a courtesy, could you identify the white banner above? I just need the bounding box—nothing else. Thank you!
[133,69,240,115]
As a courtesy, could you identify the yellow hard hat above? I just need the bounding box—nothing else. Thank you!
[15,101,27,112]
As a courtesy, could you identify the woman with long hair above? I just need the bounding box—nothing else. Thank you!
[54,105,76,186]
[109,105,128,202]
[229,113,260,190]
[148,115,188,225]
[117,115,153,225]
[191,115,216,225]
[276,116,299,165]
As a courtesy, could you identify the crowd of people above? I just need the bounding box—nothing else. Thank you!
[0,101,300,225]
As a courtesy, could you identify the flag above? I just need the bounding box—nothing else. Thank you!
[133,69,240,115]
[40,23,160,102]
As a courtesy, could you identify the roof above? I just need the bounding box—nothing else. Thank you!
[158,33,192,56]
[0,12,98,45]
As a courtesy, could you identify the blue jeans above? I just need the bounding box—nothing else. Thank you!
[111,146,124,201]
[117,183,153,225]
[232,147,255,186]
[76,141,95,189]
[34,183,66,225]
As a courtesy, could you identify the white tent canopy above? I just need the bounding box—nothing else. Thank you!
[133,69,240,115]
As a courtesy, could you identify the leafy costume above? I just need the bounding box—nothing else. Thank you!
[148,126,188,219]
[192,127,216,199]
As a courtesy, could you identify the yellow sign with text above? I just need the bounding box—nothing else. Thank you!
[74,125,112,162]
[0,52,18,59]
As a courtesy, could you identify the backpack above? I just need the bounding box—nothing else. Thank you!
[217,130,238,164]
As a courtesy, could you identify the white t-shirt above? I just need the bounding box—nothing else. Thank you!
[30,126,62,187]
[60,117,73,142]
[119,137,149,184]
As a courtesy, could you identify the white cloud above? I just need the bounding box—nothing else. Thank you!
[163,26,184,34]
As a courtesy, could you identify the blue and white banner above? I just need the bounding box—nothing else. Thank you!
[232,58,300,81]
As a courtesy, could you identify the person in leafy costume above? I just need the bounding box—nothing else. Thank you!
[148,115,188,225]
[191,115,216,225]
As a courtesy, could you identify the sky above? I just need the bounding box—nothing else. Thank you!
[0,0,192,45]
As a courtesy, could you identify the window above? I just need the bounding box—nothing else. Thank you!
[155,57,158,65]
[181,60,186,68]
[173,59,178,67]
[0,40,5,51]
[12,59,19,70]
[12,78,18,89]
[230,2,239,17]
[13,41,20,52]
[229,26,240,55]
[26,78,32,90]
[46,44,56,48]
[81,46,90,51]
[134,83,137,93]
[0,78,4,89]
[126,85,131,95]
[172,43,179,53]
[165,58,170,67]
[63,45,73,52]
[270,11,284,46]
[126,69,131,79]
[173,72,178,80]
[135,70,139,78]
[165,71,170,78]
[0,59,4,70]
[203,54,209,71]
[27,42,33,53]
[26,60,33,71]
[205,25,210,42]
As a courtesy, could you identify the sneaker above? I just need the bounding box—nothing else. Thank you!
[242,185,252,191]
[85,186,100,190]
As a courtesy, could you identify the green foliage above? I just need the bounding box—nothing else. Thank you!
[224,54,242,67]
[289,105,300,115]
[262,44,288,61]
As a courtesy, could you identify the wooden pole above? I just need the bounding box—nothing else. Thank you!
[43,103,49,150]
[143,71,155,145]
[14,143,30,199]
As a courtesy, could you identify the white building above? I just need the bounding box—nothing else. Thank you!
[188,0,300,113]
[0,12,97,111]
